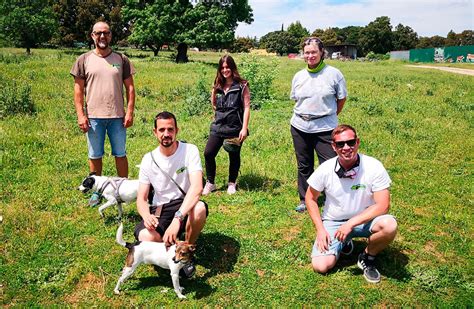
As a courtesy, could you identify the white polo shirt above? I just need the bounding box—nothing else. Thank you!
[307,154,391,221]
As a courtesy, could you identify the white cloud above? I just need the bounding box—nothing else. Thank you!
[236,0,474,38]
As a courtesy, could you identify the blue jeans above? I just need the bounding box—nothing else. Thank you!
[311,214,396,259]
[86,118,126,159]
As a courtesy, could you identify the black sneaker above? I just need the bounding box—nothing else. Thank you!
[179,262,196,279]
[357,252,381,283]
[341,239,354,256]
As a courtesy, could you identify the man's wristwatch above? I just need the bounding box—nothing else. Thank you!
[174,210,184,222]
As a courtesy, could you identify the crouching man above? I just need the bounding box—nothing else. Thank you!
[134,111,208,278]
[306,124,397,283]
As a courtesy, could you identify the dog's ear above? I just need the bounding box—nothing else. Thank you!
[89,171,97,176]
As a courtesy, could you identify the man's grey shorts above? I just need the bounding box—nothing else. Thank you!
[311,214,396,259]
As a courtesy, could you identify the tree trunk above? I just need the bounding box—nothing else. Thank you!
[26,46,31,55]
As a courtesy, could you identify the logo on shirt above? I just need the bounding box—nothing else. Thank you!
[351,184,366,190]
[111,63,121,68]
[176,166,187,174]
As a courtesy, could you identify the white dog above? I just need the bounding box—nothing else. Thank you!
[114,223,195,299]
[78,173,139,218]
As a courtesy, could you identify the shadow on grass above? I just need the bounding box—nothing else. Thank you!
[102,210,142,225]
[333,240,411,281]
[238,173,281,192]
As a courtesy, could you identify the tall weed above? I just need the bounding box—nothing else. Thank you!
[240,54,278,110]
[0,81,35,119]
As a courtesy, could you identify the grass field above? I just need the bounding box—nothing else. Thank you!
[0,48,473,306]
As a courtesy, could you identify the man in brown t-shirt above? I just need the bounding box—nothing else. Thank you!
[71,21,135,180]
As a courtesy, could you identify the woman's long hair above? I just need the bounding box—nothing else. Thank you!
[213,55,246,90]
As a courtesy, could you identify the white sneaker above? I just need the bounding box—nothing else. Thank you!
[227,182,237,195]
[202,181,216,195]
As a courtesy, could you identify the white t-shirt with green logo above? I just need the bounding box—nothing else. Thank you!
[139,142,202,206]
[307,154,391,221]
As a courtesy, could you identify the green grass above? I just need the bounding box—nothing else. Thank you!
[0,48,473,306]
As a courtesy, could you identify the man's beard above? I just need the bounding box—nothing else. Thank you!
[96,40,109,50]
[161,138,173,147]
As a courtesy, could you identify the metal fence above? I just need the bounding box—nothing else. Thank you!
[406,45,474,63]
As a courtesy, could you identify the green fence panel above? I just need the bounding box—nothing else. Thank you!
[409,48,434,62]
[409,45,474,63]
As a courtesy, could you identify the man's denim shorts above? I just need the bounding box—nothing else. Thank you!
[86,118,126,159]
[311,214,396,259]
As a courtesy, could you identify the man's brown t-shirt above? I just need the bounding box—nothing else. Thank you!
[71,51,135,118]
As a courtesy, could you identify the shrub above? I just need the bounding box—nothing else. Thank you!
[0,81,36,119]
[183,68,211,117]
[240,54,278,110]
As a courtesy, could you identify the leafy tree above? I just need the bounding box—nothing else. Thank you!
[0,0,57,54]
[311,28,324,38]
[286,21,309,52]
[178,0,253,50]
[416,37,433,49]
[231,37,254,53]
[260,31,299,56]
[430,35,446,47]
[445,30,458,46]
[319,28,341,45]
[457,30,474,45]
[123,0,191,56]
[392,23,418,50]
[335,26,362,44]
[287,21,309,40]
[52,0,127,48]
[358,16,393,55]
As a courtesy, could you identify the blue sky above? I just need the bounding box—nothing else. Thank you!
[235,0,474,39]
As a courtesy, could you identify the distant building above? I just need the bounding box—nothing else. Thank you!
[325,44,357,59]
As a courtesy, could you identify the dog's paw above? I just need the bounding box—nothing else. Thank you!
[114,289,120,295]
[177,293,186,300]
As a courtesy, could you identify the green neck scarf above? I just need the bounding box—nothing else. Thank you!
[307,60,326,73]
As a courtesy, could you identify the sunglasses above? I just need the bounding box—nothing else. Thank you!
[333,139,357,148]
[304,37,322,45]
[93,31,111,37]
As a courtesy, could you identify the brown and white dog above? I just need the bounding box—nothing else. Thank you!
[114,223,195,299]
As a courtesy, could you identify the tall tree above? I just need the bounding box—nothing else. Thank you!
[445,30,458,46]
[335,26,362,44]
[457,30,474,45]
[358,16,393,55]
[430,35,446,47]
[0,0,57,54]
[260,31,299,56]
[123,0,252,55]
[287,21,309,40]
[319,28,341,45]
[311,28,324,38]
[392,23,418,50]
[287,21,309,52]
[123,0,190,56]
[52,0,127,47]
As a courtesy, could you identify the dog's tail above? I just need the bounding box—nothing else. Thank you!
[116,223,127,247]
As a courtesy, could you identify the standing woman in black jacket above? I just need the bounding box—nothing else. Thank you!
[203,55,251,195]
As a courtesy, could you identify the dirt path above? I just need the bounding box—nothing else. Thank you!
[406,65,474,76]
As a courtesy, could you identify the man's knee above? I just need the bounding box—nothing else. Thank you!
[191,201,207,222]
[138,228,161,242]
[311,256,336,274]
[374,216,398,236]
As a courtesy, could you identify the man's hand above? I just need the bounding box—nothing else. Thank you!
[316,228,331,253]
[78,115,90,133]
[143,213,158,230]
[334,222,353,242]
[163,218,180,247]
[123,112,134,128]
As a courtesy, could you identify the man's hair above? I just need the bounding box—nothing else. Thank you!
[154,111,178,129]
[331,124,357,140]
